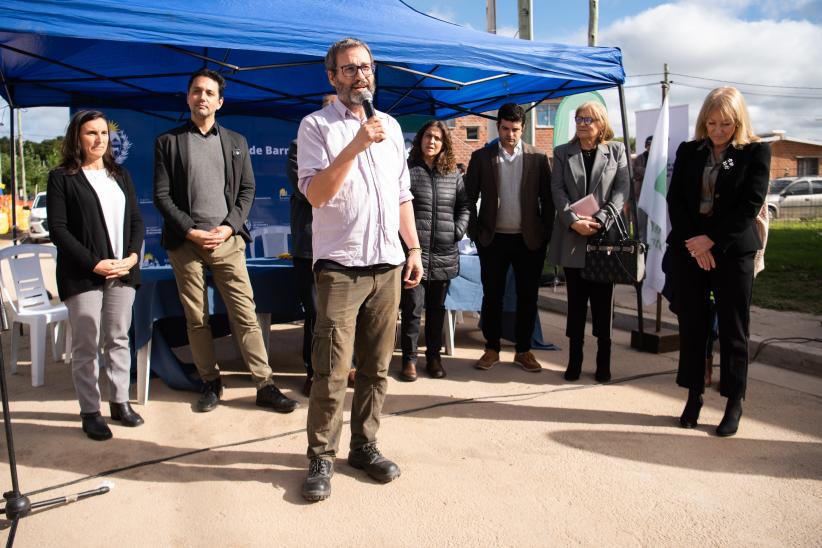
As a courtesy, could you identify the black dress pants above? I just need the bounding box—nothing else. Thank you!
[563,267,615,340]
[477,233,547,353]
[671,246,754,399]
[399,279,449,362]
[293,257,316,378]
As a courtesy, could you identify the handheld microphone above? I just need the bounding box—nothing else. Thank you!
[360,89,376,119]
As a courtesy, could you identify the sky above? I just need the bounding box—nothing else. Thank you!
[2,0,821,143]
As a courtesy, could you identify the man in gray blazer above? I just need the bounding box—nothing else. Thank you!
[465,103,554,373]
[153,69,298,414]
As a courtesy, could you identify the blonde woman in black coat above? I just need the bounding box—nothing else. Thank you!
[398,121,470,381]
[48,110,145,441]
[668,87,770,437]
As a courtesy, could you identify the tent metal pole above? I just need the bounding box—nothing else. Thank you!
[617,84,644,335]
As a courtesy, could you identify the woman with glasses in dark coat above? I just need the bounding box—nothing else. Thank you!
[668,87,770,437]
[399,120,470,381]
[48,110,145,441]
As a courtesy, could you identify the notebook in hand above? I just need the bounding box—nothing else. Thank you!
[569,193,599,218]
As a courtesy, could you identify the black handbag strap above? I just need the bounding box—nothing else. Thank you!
[595,202,629,242]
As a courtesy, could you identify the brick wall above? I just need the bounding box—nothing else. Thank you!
[769,140,822,178]
[448,114,556,168]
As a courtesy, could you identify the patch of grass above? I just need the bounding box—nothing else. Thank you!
[753,219,822,314]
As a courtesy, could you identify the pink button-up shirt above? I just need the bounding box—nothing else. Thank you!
[297,99,412,267]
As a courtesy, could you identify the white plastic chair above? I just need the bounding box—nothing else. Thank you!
[0,244,71,387]
[249,225,290,258]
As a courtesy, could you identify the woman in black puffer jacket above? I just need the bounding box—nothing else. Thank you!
[399,120,470,381]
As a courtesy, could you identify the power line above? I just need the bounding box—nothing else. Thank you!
[674,82,822,100]
[671,72,822,91]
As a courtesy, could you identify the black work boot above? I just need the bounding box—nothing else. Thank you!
[595,337,612,383]
[302,458,334,502]
[196,377,223,413]
[564,337,584,381]
[109,401,145,427]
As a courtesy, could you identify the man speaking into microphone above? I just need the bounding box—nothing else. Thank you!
[296,37,423,502]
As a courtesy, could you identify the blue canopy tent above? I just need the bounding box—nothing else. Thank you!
[0,1,651,350]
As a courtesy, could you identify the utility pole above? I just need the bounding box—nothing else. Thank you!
[16,109,26,201]
[486,0,496,34]
[588,0,599,46]
[517,0,535,145]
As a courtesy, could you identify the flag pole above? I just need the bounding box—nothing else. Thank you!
[617,84,645,336]
[655,64,670,332]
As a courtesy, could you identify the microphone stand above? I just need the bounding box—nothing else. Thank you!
[0,299,109,547]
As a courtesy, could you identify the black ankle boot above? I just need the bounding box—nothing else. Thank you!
[595,338,611,382]
[716,397,743,437]
[81,412,113,441]
[679,389,703,428]
[564,337,583,381]
[110,401,145,427]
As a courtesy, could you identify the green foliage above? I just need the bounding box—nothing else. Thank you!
[0,136,64,198]
[752,220,822,314]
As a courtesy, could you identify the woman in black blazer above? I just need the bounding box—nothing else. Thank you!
[667,87,770,437]
[399,120,470,381]
[47,110,145,441]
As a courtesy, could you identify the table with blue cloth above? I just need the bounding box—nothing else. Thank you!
[443,254,557,355]
[133,258,300,403]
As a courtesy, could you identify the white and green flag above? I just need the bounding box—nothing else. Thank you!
[638,95,670,305]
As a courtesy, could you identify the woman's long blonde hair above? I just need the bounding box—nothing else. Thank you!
[694,87,758,147]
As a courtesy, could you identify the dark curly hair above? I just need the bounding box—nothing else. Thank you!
[58,110,122,176]
[409,120,457,174]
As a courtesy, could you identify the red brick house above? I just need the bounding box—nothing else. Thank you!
[760,131,822,179]
[446,100,560,168]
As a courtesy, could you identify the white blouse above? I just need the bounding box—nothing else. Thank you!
[82,168,126,259]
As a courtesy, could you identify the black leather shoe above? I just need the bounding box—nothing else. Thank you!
[81,412,112,441]
[426,356,446,379]
[109,401,145,427]
[348,444,401,483]
[679,389,703,428]
[196,377,223,413]
[716,397,743,437]
[256,385,299,413]
[302,458,333,502]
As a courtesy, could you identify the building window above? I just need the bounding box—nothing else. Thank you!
[536,103,558,128]
[797,157,819,176]
[465,126,479,141]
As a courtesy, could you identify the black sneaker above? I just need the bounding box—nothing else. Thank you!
[348,444,401,483]
[255,385,299,413]
[302,458,333,502]
[196,378,223,413]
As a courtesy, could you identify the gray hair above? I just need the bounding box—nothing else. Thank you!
[324,38,373,72]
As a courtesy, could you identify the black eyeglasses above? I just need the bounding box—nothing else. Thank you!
[575,116,594,126]
[338,64,375,78]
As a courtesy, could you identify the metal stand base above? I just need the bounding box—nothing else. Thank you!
[631,328,680,354]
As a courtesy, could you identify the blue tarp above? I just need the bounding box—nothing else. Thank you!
[0,0,624,120]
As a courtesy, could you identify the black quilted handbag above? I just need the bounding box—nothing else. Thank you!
[581,204,647,285]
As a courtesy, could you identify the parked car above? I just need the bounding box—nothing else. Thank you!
[766,177,822,219]
[26,192,49,242]
[768,176,797,195]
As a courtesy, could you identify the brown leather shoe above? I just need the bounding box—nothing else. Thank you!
[514,351,542,373]
[399,361,417,382]
[347,368,357,387]
[475,349,500,370]
[425,356,446,379]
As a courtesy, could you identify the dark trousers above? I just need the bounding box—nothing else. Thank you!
[477,233,546,353]
[671,246,754,400]
[564,267,615,340]
[293,257,316,378]
[399,279,450,362]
